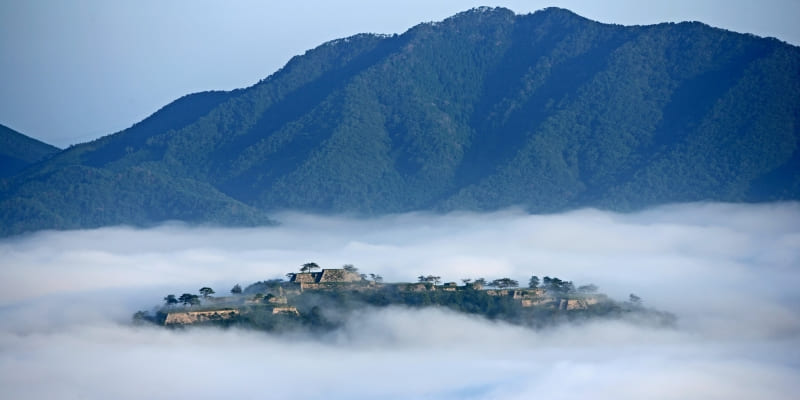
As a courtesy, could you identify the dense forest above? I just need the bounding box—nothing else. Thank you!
[2,7,799,236]
[0,124,60,179]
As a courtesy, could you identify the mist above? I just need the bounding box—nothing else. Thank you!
[1,202,798,399]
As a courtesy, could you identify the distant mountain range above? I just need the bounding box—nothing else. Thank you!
[1,7,798,236]
[0,124,60,179]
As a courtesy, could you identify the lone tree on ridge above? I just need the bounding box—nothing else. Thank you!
[199,287,215,298]
[300,262,320,273]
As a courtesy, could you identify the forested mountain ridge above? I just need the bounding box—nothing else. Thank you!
[0,124,60,179]
[1,7,799,236]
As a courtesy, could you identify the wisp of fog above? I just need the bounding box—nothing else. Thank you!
[1,202,798,399]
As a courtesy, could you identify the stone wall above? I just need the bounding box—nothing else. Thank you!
[521,298,552,307]
[565,297,599,310]
[519,293,598,309]
[290,273,318,283]
[267,295,288,304]
[271,306,300,315]
[318,269,361,283]
[300,281,373,291]
[164,309,240,325]
[289,269,361,284]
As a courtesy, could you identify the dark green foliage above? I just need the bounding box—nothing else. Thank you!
[418,275,442,284]
[132,310,148,325]
[300,262,320,273]
[285,285,525,324]
[81,91,234,169]
[0,164,274,236]
[0,124,60,179]
[578,284,598,293]
[3,7,800,236]
[138,272,675,332]
[163,294,178,306]
[343,264,358,273]
[178,293,200,306]
[489,278,519,288]
[242,279,284,295]
[230,284,242,295]
[543,276,574,294]
[529,276,540,289]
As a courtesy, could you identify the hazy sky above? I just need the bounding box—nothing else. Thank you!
[1,0,799,148]
[1,203,799,399]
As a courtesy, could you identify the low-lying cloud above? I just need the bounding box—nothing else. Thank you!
[1,202,798,399]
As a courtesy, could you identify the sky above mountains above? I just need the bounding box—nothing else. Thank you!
[2,0,799,148]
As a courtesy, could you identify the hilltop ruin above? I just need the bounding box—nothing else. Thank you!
[137,266,671,330]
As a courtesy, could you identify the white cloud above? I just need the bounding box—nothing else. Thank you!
[0,202,798,399]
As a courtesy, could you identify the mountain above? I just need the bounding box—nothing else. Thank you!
[0,91,275,235]
[0,124,60,179]
[1,7,799,236]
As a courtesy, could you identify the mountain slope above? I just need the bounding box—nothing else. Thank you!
[0,92,274,234]
[1,7,799,236]
[0,124,60,179]
[0,164,273,235]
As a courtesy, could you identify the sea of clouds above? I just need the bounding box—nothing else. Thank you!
[1,202,798,399]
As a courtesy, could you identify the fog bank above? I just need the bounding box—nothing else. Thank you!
[1,202,798,399]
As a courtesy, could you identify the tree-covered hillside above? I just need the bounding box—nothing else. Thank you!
[1,7,799,236]
[0,124,60,179]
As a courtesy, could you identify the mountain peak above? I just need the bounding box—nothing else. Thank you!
[446,6,516,22]
[465,6,513,14]
[1,8,798,236]
[0,124,60,179]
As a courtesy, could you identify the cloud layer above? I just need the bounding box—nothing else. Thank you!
[1,202,798,399]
